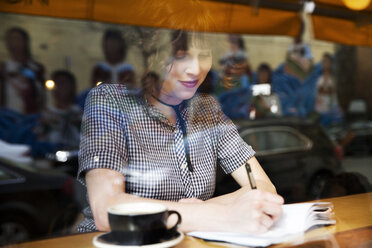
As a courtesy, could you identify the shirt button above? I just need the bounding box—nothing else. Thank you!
[94,156,99,162]
[181,163,187,169]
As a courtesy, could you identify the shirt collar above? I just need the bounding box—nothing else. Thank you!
[137,91,193,126]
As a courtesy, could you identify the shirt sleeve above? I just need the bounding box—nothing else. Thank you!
[214,99,255,174]
[77,85,128,185]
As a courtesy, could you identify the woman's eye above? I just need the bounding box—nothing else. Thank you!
[174,50,187,60]
[199,53,211,59]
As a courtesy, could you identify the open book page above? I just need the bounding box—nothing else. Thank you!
[187,202,335,247]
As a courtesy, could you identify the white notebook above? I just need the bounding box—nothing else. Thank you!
[188,202,336,247]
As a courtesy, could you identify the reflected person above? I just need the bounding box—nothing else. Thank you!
[77,29,135,110]
[77,30,283,234]
[0,27,45,114]
[36,70,81,150]
[91,29,135,88]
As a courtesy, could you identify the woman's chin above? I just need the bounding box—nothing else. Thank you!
[179,90,198,101]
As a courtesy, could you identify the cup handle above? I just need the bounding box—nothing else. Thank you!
[167,210,182,235]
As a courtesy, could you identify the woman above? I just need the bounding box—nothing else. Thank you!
[77,30,283,235]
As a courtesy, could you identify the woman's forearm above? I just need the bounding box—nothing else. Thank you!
[87,169,227,232]
[91,191,226,233]
[256,179,277,194]
[231,156,277,194]
[87,169,283,234]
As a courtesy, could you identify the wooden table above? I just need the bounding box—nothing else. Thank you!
[9,193,372,248]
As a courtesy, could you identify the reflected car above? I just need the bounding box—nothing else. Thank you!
[214,118,343,203]
[0,158,79,245]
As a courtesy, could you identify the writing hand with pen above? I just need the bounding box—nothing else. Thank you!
[218,158,284,234]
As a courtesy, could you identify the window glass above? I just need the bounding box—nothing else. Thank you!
[1,2,372,244]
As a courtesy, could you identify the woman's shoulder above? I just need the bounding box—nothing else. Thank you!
[88,84,140,107]
[190,93,223,117]
[89,83,135,97]
[192,93,220,108]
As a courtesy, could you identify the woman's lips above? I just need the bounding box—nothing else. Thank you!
[179,80,199,88]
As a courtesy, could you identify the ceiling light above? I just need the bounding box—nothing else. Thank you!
[342,0,371,11]
[45,80,55,90]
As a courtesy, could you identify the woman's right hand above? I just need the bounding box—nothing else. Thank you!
[222,187,284,234]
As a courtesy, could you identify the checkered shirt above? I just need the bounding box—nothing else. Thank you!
[77,84,255,232]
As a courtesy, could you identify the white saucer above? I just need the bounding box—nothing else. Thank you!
[93,231,184,248]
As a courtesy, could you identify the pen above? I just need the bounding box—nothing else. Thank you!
[245,161,257,190]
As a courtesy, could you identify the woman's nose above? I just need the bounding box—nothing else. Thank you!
[185,58,200,77]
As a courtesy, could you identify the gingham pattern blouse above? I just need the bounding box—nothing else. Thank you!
[77,84,255,232]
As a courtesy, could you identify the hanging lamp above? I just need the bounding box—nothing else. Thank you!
[342,0,371,11]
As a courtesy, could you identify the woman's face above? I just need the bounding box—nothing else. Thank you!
[160,46,212,103]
